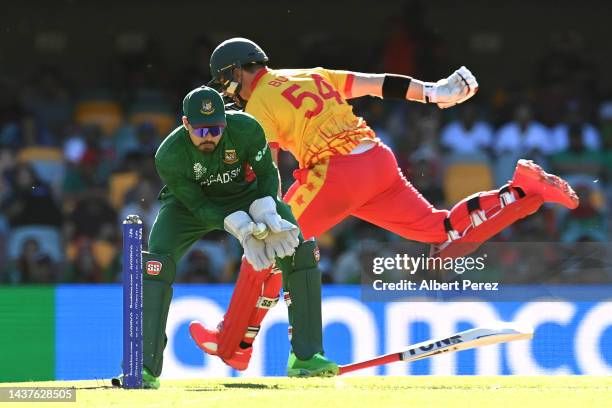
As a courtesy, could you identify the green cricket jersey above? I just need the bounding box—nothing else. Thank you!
[154,111,279,230]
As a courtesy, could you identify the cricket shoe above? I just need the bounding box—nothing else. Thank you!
[188,321,252,371]
[111,367,160,389]
[511,159,579,210]
[287,352,339,378]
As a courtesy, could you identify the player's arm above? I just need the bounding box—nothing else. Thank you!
[347,67,478,109]
[247,120,281,200]
[155,159,227,229]
[270,145,279,166]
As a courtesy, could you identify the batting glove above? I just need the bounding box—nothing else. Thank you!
[425,66,478,109]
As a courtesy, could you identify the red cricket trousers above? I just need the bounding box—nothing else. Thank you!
[284,143,449,243]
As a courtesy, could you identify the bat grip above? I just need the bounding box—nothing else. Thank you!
[338,353,401,375]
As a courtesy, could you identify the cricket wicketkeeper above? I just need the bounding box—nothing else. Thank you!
[114,86,337,388]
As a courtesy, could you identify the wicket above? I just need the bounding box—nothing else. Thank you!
[122,215,143,388]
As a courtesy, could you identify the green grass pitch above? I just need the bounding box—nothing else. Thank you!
[2,376,610,408]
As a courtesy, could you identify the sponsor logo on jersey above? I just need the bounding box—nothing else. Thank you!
[224,149,239,164]
[193,162,206,180]
[146,261,163,276]
[255,144,268,162]
[200,166,242,187]
[200,100,214,115]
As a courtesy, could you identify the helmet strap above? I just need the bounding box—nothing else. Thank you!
[223,65,247,108]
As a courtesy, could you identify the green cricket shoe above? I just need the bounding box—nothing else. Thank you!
[111,367,160,389]
[287,352,339,377]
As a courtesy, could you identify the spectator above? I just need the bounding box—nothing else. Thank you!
[440,104,493,155]
[560,184,607,243]
[495,102,555,156]
[4,239,57,284]
[65,189,117,241]
[62,238,106,283]
[119,178,161,238]
[599,101,612,149]
[62,124,112,196]
[552,102,601,153]
[549,124,604,176]
[180,248,216,283]
[1,163,62,229]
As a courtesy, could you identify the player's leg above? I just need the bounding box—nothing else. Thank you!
[283,160,353,239]
[189,259,279,370]
[348,144,450,243]
[434,159,578,257]
[189,198,297,369]
[275,239,338,377]
[352,149,578,257]
[143,197,210,379]
[189,199,337,375]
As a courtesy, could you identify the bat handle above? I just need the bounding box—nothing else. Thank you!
[338,353,402,375]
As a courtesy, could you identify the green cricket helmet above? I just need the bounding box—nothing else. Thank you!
[182,86,227,128]
[208,37,268,98]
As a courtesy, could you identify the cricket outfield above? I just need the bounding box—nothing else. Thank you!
[2,376,610,408]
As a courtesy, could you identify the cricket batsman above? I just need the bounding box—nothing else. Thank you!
[114,86,338,388]
[194,37,580,366]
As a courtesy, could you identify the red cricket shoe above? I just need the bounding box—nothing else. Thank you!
[188,321,252,371]
[511,159,579,209]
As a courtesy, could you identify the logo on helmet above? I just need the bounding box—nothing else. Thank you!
[200,100,215,115]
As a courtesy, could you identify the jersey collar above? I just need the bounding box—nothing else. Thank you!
[250,67,270,93]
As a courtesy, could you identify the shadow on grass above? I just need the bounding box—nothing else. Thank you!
[187,383,279,392]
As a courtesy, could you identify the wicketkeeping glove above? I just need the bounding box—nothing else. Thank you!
[263,229,300,260]
[424,66,478,109]
[224,210,272,271]
[249,196,298,233]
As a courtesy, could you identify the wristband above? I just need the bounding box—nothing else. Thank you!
[382,74,412,99]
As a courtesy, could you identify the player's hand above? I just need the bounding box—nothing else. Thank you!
[263,229,300,260]
[249,196,297,233]
[427,66,478,109]
[243,235,273,271]
[224,210,273,271]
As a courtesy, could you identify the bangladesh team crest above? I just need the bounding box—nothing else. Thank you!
[224,149,238,164]
[200,100,215,115]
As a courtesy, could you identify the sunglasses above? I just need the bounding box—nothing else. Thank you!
[192,126,224,138]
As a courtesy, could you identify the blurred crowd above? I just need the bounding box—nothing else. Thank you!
[0,7,610,285]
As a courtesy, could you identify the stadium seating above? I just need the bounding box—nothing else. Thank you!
[443,153,494,205]
[129,111,176,136]
[8,226,63,262]
[75,100,123,136]
[65,239,117,269]
[17,146,65,191]
[556,174,607,242]
[109,171,139,209]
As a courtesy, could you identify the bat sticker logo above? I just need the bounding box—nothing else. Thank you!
[406,335,463,356]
